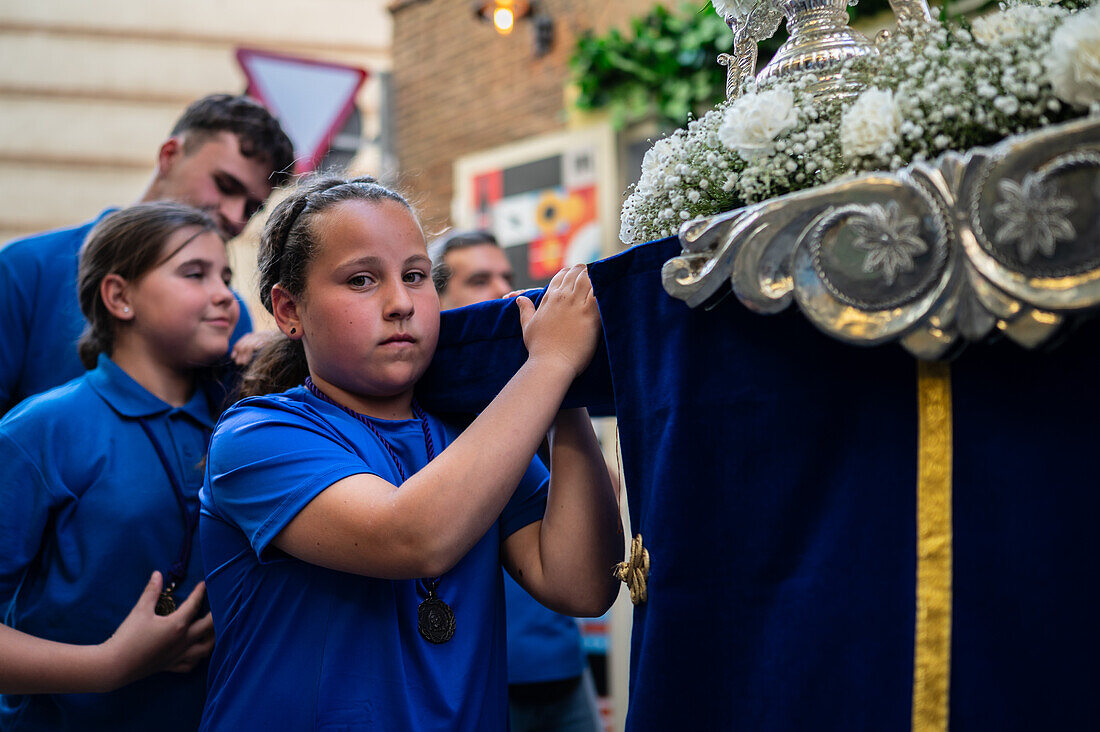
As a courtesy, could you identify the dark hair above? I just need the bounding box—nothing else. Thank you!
[427,230,501,293]
[77,202,222,369]
[240,175,414,399]
[171,94,295,188]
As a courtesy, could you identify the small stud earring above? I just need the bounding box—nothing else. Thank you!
[123,307,130,314]
[290,327,296,334]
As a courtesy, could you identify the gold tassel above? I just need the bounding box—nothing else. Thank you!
[615,534,650,605]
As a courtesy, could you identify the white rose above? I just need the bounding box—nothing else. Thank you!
[1045,5,1100,108]
[712,0,757,22]
[840,88,903,160]
[971,4,1062,46]
[718,89,799,160]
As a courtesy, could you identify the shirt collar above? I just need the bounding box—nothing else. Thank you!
[87,353,215,428]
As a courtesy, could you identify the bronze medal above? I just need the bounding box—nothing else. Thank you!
[155,589,177,616]
[418,593,455,644]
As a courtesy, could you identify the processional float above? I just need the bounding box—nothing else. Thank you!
[421,1,1100,728]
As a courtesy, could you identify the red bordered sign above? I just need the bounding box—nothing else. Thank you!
[236,48,368,173]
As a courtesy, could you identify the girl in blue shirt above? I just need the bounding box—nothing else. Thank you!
[199,176,623,730]
[0,202,240,730]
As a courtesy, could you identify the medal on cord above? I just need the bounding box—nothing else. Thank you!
[137,418,202,616]
[305,377,456,644]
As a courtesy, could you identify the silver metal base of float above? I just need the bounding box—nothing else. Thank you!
[662,116,1100,359]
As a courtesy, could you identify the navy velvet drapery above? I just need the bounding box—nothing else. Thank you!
[417,236,1100,730]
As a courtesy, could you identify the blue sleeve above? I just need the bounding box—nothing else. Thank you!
[229,290,253,346]
[0,429,55,606]
[205,402,375,559]
[0,241,38,414]
[499,454,549,539]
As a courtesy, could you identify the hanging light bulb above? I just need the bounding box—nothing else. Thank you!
[473,0,553,56]
[475,1,529,37]
[493,5,515,34]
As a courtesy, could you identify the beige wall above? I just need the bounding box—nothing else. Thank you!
[0,0,393,323]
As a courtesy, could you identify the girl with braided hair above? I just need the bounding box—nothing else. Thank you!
[198,175,622,730]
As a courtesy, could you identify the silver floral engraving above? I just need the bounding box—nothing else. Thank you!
[662,116,1100,360]
[992,174,1076,263]
[850,201,928,285]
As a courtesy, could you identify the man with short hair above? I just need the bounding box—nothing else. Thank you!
[430,229,602,732]
[0,94,294,414]
[430,230,516,309]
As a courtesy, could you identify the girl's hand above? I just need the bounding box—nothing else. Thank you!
[100,572,215,689]
[515,265,601,379]
[230,329,280,366]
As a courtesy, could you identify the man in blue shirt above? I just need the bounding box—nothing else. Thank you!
[430,230,601,732]
[0,93,294,414]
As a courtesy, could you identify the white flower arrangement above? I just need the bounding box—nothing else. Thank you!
[711,0,761,22]
[621,0,1100,245]
[970,2,1064,45]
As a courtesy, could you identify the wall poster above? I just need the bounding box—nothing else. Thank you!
[454,126,619,290]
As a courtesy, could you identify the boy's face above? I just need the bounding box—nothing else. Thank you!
[289,198,440,417]
[150,131,275,238]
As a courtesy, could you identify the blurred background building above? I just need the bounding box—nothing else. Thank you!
[392,0,666,292]
[0,1,682,728]
[0,0,390,322]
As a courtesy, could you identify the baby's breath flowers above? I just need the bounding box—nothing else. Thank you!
[619,0,1098,245]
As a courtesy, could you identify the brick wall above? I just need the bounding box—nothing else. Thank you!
[390,0,666,235]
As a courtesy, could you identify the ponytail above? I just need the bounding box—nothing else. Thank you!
[239,335,309,399]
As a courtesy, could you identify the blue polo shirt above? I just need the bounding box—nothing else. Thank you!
[0,211,253,415]
[199,387,549,731]
[504,574,586,685]
[0,354,216,731]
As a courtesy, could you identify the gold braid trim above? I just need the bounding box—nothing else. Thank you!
[912,360,953,732]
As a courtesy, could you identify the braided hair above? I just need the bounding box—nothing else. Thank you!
[240,175,413,398]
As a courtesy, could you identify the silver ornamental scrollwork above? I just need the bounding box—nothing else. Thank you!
[661,116,1100,359]
[719,2,784,101]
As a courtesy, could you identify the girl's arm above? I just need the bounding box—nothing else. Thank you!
[501,408,622,617]
[274,265,607,580]
[0,572,213,694]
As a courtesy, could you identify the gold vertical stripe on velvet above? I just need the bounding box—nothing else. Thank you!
[912,360,953,732]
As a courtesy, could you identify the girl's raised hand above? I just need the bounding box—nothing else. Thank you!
[101,572,215,689]
[515,264,601,380]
